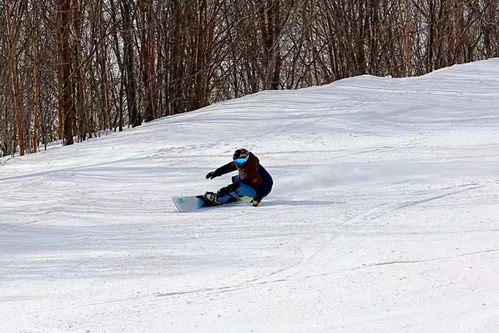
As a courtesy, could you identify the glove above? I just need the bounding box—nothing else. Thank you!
[251,197,262,207]
[206,171,217,179]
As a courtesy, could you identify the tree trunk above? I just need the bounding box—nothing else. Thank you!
[121,0,142,127]
[5,0,26,156]
[32,41,41,153]
[57,0,75,145]
[139,0,158,121]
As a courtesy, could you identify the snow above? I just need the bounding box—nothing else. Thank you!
[2,59,499,332]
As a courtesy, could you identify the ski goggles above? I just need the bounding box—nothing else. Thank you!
[233,157,248,164]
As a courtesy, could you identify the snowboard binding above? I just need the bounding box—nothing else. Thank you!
[198,192,220,207]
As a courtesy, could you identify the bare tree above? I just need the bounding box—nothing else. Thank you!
[0,0,497,156]
[4,0,25,155]
[56,0,74,145]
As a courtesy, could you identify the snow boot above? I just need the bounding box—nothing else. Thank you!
[201,191,220,207]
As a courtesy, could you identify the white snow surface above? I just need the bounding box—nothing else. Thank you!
[2,59,499,332]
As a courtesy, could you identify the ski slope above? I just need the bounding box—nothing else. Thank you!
[1,59,499,332]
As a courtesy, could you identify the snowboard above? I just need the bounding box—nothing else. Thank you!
[172,195,206,212]
[172,195,252,212]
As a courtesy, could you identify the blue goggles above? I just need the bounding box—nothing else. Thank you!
[233,157,248,164]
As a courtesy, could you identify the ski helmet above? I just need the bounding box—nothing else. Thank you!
[233,148,249,164]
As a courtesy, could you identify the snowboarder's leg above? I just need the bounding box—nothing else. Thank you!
[203,175,260,206]
[202,183,239,206]
[216,182,256,204]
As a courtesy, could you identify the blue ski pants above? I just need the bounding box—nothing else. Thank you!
[217,176,257,204]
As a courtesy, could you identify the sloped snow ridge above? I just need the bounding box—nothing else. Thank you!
[1,59,499,332]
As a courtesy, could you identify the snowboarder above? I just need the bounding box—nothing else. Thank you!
[203,148,273,207]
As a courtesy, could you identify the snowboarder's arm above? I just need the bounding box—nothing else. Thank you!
[215,161,237,175]
[206,161,237,179]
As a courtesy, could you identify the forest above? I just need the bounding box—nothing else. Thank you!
[0,0,497,156]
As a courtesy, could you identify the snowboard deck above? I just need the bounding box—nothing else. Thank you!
[172,195,252,212]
